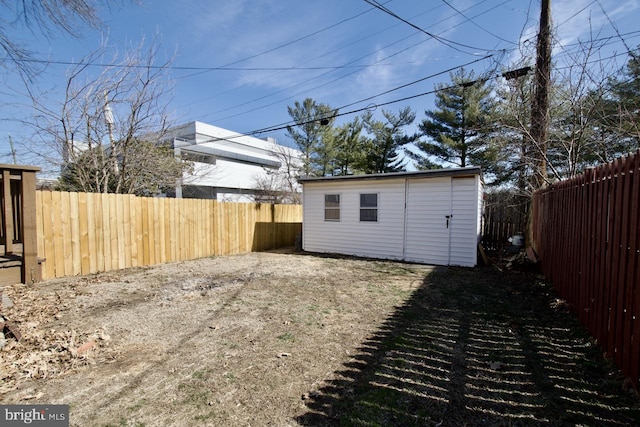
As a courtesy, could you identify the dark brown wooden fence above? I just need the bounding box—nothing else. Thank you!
[482,191,528,255]
[532,149,640,389]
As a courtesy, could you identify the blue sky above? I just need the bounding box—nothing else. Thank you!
[1,0,639,170]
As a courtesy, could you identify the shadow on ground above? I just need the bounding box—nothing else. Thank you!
[296,266,640,426]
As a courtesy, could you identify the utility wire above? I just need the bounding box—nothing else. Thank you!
[11,28,637,73]
[441,0,517,45]
[362,0,495,54]
[192,0,501,117]
[337,54,493,111]
[209,35,467,122]
[595,0,637,59]
[249,55,494,134]
[555,0,597,28]
[196,46,636,145]
[10,57,404,72]
[199,1,395,72]
[208,25,634,125]
[203,1,513,122]
[200,63,515,144]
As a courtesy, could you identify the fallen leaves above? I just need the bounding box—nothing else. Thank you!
[0,283,114,397]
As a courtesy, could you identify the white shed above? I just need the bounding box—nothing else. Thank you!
[299,167,483,267]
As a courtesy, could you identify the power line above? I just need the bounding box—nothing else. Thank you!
[595,0,637,59]
[202,2,513,122]
[208,36,469,122]
[555,0,597,28]
[10,57,407,72]
[336,54,493,111]
[206,27,635,126]
[189,0,504,116]
[363,0,495,55]
[171,45,636,148]
[554,50,639,71]
[201,64,516,144]
[441,0,517,46]
[248,58,639,144]
[192,0,395,73]
[11,29,637,74]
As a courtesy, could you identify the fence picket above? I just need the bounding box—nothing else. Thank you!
[625,152,640,383]
[123,194,132,269]
[613,156,632,369]
[35,191,301,282]
[533,151,640,389]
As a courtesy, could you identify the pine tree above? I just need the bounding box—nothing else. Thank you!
[359,107,417,174]
[332,118,365,176]
[411,68,495,169]
[591,52,640,160]
[286,98,336,176]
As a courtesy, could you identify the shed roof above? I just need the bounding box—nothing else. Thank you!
[298,166,481,184]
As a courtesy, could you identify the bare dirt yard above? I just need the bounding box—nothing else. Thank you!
[1,249,639,426]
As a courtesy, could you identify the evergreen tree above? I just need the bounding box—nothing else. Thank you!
[411,68,495,169]
[590,52,640,161]
[359,107,417,174]
[285,98,336,176]
[316,124,337,176]
[332,118,365,176]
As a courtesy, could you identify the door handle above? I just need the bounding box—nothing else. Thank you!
[445,214,452,228]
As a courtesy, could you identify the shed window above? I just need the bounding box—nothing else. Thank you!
[324,194,340,221]
[360,193,378,222]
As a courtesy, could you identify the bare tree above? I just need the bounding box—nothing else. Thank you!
[0,1,130,78]
[27,38,189,195]
[546,31,626,179]
[493,29,632,190]
[252,142,302,204]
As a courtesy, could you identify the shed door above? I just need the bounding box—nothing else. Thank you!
[404,177,452,265]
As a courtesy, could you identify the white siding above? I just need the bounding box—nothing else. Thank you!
[183,158,270,190]
[404,177,451,265]
[302,171,482,267]
[449,177,478,267]
[302,180,406,261]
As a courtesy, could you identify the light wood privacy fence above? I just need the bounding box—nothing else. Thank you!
[35,191,302,280]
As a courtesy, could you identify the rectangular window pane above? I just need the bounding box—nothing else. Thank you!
[360,208,378,222]
[325,208,340,220]
[360,193,378,222]
[325,194,340,208]
[325,194,340,221]
[360,193,377,208]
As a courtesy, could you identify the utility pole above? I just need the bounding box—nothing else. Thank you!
[104,91,119,176]
[530,0,551,189]
[8,136,17,164]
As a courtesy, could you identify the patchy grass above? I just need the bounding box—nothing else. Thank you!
[277,332,296,342]
[0,251,638,426]
[298,266,640,426]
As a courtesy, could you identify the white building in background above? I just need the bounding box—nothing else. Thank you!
[158,121,301,201]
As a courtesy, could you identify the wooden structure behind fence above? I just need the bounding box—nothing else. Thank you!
[532,149,640,389]
[482,191,528,255]
[35,191,302,281]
